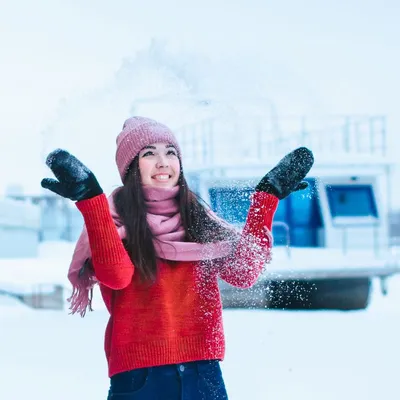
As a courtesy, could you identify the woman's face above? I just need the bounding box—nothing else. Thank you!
[138,142,180,188]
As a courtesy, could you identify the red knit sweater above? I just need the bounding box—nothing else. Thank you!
[76,191,278,377]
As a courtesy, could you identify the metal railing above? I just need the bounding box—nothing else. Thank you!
[174,115,387,168]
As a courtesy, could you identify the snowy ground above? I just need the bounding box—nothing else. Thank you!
[1,273,400,400]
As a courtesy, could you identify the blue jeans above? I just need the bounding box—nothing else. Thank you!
[107,360,229,399]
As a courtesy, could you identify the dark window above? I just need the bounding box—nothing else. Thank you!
[290,183,316,225]
[286,180,322,246]
[326,185,378,218]
[273,200,287,222]
[208,187,253,224]
[208,178,324,248]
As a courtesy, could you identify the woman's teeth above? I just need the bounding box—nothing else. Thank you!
[154,175,170,181]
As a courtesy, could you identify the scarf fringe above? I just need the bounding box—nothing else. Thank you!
[67,266,96,317]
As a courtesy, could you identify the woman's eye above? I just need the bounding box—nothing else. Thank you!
[142,151,154,157]
[167,150,177,156]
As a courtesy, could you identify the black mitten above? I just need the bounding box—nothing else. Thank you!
[255,147,314,200]
[41,149,103,201]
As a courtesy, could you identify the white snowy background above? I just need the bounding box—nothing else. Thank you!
[1,0,400,399]
[1,0,400,203]
[1,250,400,400]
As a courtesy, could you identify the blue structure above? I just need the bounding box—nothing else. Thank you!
[177,114,398,310]
[208,178,324,247]
[0,197,40,258]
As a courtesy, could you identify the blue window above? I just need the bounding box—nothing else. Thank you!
[208,178,324,248]
[284,179,322,246]
[273,200,287,222]
[290,183,316,225]
[208,187,253,224]
[326,185,378,218]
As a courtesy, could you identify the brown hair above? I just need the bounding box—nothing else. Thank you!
[113,156,238,283]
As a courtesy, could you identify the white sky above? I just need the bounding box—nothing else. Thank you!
[1,0,400,203]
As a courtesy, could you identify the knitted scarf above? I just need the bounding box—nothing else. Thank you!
[67,185,238,316]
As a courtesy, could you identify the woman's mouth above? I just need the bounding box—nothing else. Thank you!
[152,174,171,182]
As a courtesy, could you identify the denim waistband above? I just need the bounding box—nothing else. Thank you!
[154,360,218,374]
[111,359,219,380]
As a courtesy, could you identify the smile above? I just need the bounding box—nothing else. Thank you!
[152,174,171,181]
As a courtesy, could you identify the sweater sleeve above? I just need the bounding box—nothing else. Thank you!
[76,194,134,290]
[218,192,278,288]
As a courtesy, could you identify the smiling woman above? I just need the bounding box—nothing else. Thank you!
[40,115,314,399]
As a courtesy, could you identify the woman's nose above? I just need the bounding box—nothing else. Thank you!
[156,154,169,168]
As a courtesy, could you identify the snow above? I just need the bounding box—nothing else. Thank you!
[1,3,399,397]
[223,281,400,400]
[1,247,400,399]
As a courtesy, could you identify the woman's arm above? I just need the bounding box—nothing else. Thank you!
[40,149,135,290]
[76,194,134,290]
[218,192,278,288]
[218,146,314,288]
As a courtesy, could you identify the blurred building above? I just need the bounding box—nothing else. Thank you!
[0,185,40,258]
[389,210,400,244]
[1,184,83,258]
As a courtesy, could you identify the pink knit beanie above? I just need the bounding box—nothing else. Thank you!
[116,116,182,181]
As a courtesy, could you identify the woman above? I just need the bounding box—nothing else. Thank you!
[41,116,314,399]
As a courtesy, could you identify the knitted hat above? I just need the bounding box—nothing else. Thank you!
[116,116,182,181]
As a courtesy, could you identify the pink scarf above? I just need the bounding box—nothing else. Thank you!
[67,185,237,316]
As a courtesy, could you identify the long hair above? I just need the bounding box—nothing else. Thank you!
[113,156,238,283]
